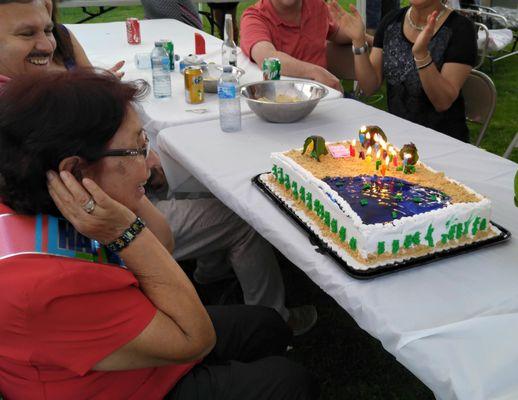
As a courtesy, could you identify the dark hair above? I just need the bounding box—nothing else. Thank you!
[51,0,76,67]
[0,68,149,215]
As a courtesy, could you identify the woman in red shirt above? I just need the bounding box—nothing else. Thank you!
[0,69,318,400]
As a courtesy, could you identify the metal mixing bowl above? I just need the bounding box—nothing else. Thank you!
[202,64,245,93]
[240,80,328,123]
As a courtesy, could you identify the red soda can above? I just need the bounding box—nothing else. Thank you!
[126,18,141,45]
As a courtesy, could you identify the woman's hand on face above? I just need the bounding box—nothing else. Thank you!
[47,170,136,244]
[412,11,438,59]
[328,2,366,46]
[109,60,126,80]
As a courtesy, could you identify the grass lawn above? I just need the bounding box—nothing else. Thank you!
[59,4,517,399]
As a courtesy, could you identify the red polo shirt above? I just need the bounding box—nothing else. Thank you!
[240,0,338,68]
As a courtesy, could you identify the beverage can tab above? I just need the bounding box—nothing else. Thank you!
[328,144,350,158]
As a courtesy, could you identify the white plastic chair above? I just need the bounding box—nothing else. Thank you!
[457,4,517,72]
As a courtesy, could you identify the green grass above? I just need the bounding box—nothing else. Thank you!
[58,4,517,398]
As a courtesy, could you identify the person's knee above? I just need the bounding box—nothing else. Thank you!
[249,305,292,344]
[264,356,320,400]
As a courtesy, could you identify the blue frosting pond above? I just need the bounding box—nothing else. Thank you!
[323,175,450,225]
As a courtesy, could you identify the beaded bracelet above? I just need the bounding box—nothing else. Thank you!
[106,216,146,253]
[417,60,433,70]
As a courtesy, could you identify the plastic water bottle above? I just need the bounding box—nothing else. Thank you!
[151,41,171,99]
[221,14,237,67]
[218,66,241,132]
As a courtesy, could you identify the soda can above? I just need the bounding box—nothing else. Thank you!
[126,18,141,45]
[159,39,175,71]
[262,57,281,80]
[184,66,204,104]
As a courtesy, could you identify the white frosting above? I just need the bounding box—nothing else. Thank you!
[269,149,493,267]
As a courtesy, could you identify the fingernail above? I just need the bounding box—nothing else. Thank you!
[60,170,69,181]
[46,170,55,181]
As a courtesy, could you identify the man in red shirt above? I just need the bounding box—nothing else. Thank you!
[240,0,356,92]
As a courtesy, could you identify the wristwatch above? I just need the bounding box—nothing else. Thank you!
[352,42,369,55]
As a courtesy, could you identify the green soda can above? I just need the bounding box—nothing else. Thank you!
[262,57,281,80]
[159,39,175,71]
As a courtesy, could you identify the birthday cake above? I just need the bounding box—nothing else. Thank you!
[260,127,499,271]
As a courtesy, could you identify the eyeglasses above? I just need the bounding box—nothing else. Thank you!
[99,131,150,160]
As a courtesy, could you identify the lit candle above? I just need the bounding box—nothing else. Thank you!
[349,139,356,157]
[392,149,399,167]
[366,146,372,164]
[381,156,389,176]
[376,149,381,161]
[359,126,367,145]
[403,153,411,172]
[366,132,371,143]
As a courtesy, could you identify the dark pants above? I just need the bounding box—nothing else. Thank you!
[165,305,320,400]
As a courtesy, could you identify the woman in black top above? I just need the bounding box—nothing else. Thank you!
[330,0,477,142]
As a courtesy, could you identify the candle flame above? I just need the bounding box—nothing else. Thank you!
[404,153,412,159]
[366,146,372,155]
[385,156,390,165]
[381,140,387,150]
[376,149,381,159]
[373,133,378,142]
[360,126,367,133]
[366,132,371,140]
[352,139,356,146]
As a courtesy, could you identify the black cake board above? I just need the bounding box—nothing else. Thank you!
[253,173,512,280]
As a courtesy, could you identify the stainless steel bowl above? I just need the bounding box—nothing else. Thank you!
[240,80,328,123]
[202,64,245,93]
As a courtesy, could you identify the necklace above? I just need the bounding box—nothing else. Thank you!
[407,6,447,32]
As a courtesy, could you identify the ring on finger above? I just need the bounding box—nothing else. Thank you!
[82,197,96,214]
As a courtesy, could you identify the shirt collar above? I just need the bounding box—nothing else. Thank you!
[265,0,306,28]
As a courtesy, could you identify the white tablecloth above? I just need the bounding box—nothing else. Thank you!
[66,19,343,129]
[157,98,518,400]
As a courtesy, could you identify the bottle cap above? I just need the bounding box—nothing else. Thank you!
[223,66,233,73]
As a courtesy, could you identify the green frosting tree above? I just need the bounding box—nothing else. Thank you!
[302,136,328,162]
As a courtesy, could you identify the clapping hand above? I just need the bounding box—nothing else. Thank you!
[47,170,136,245]
[328,1,366,46]
[412,11,438,59]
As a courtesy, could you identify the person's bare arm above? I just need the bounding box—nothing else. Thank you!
[412,12,472,112]
[328,3,382,95]
[251,41,343,93]
[47,171,215,370]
